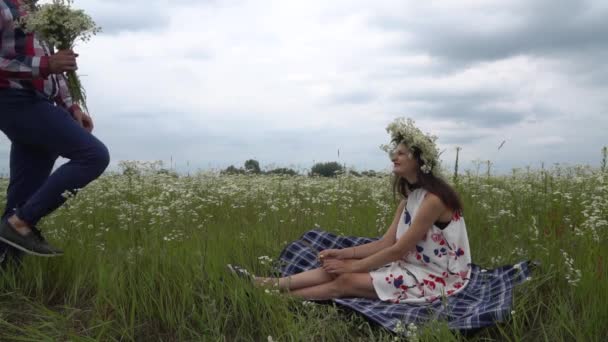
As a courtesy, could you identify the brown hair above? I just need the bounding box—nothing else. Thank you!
[393,146,463,212]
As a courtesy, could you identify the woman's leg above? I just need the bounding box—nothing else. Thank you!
[256,267,336,291]
[255,259,365,291]
[290,273,378,300]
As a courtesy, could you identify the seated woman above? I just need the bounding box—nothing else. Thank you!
[244,118,471,303]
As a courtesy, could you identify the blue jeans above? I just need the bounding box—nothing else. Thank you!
[0,88,110,261]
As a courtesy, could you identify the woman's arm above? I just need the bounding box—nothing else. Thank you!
[347,193,446,272]
[320,200,405,260]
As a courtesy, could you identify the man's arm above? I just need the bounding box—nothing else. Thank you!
[0,1,51,80]
[54,73,76,110]
[56,73,94,132]
[0,54,51,80]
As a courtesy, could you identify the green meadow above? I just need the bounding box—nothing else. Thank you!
[0,161,606,341]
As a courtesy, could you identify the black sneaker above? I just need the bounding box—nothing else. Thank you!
[0,220,63,257]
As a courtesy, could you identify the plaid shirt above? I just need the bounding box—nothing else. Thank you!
[0,0,75,110]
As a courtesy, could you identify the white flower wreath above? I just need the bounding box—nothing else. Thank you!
[381,117,440,174]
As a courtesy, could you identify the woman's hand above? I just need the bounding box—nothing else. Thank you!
[318,248,344,261]
[322,259,357,274]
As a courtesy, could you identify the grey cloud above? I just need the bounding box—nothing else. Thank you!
[394,90,525,127]
[96,13,169,35]
[81,0,171,34]
[427,105,524,128]
[94,112,219,165]
[393,89,505,105]
[182,46,213,60]
[373,0,608,67]
[441,132,490,145]
[84,0,224,35]
[94,9,169,34]
[553,49,608,88]
[329,90,376,105]
[91,111,390,172]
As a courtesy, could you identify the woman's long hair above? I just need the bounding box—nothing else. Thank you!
[393,146,463,212]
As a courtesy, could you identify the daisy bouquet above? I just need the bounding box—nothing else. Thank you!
[19,0,101,112]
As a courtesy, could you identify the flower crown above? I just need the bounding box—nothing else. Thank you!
[381,117,440,174]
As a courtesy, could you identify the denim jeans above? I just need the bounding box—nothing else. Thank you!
[0,88,110,262]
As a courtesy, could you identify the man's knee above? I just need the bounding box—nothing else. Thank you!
[88,140,110,175]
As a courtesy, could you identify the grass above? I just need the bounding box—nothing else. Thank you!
[0,162,606,341]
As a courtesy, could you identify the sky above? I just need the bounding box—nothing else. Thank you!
[1,0,607,175]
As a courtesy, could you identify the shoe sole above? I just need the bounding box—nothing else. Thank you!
[0,236,63,257]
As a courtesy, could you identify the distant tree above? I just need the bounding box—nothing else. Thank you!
[310,161,343,177]
[244,159,261,174]
[361,170,378,177]
[221,165,244,175]
[157,168,179,178]
[266,167,298,176]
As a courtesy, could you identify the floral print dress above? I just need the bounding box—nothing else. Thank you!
[370,188,472,304]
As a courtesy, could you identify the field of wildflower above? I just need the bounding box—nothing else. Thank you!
[0,161,606,341]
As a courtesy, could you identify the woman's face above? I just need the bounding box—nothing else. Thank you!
[390,143,418,177]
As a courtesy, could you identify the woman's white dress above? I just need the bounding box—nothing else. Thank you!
[370,188,472,304]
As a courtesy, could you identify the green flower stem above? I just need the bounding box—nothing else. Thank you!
[66,70,88,113]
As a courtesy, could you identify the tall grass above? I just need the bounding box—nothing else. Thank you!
[0,162,606,341]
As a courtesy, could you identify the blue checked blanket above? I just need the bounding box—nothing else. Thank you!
[278,229,533,333]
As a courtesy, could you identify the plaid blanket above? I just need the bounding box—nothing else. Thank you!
[278,229,533,333]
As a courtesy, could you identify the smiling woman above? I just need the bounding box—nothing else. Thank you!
[228,117,472,304]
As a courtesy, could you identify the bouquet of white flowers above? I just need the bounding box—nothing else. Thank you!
[19,0,100,112]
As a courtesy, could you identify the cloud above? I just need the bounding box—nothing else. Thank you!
[88,108,392,172]
[1,0,606,175]
[373,0,608,66]
[74,0,224,35]
[329,90,376,105]
[529,136,565,146]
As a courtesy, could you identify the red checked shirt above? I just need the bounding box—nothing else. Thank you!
[0,0,76,111]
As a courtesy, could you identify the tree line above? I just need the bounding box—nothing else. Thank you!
[221,159,380,177]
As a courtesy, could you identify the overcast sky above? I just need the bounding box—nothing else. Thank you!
[1,0,607,175]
